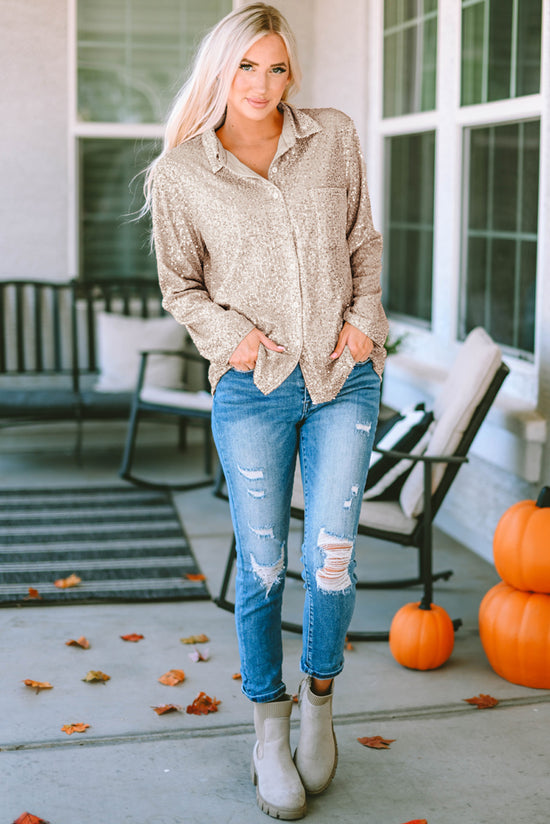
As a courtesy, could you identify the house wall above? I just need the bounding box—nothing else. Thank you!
[1,0,69,279]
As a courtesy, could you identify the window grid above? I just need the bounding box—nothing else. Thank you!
[461,120,539,356]
[383,0,438,117]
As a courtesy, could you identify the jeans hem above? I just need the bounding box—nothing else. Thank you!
[300,663,344,680]
[242,684,288,703]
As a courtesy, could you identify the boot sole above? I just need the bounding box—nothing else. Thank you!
[251,756,307,820]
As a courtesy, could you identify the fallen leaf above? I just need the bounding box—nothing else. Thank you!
[61,723,90,735]
[54,573,81,589]
[180,634,210,644]
[232,672,242,680]
[121,633,144,642]
[152,704,182,715]
[23,680,53,694]
[82,670,110,683]
[186,691,221,715]
[188,647,210,663]
[291,694,299,703]
[158,669,186,686]
[24,588,42,600]
[185,573,206,581]
[357,735,396,749]
[344,635,354,651]
[66,637,90,649]
[12,814,50,824]
[401,820,428,824]
[464,694,499,709]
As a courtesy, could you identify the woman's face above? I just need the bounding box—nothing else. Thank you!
[226,33,290,124]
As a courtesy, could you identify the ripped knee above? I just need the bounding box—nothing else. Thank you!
[250,543,285,596]
[315,528,353,592]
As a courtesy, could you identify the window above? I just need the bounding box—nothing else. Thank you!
[461,120,539,357]
[383,0,438,117]
[75,0,231,281]
[384,132,435,324]
[461,0,542,106]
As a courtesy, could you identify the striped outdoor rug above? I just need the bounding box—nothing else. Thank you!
[0,486,209,605]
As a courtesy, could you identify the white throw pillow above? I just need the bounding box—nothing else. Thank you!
[94,312,186,393]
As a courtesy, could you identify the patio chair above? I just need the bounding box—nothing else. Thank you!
[214,328,509,641]
[119,348,214,491]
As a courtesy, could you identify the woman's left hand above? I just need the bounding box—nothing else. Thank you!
[330,322,374,363]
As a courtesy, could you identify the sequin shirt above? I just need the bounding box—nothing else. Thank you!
[152,103,388,403]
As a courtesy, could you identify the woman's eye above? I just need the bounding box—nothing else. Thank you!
[239,63,253,71]
[272,67,287,75]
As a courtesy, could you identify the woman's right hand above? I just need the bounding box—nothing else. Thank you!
[229,328,285,372]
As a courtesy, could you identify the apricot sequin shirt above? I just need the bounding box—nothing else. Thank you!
[152,104,388,403]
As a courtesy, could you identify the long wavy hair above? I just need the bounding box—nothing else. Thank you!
[139,3,301,217]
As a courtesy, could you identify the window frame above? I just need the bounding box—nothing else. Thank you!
[368,0,547,408]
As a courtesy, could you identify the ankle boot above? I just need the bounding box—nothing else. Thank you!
[294,677,338,794]
[251,697,307,820]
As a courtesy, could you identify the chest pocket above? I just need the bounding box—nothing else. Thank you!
[312,187,348,249]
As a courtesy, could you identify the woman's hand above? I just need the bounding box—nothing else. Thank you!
[330,322,374,363]
[229,328,285,371]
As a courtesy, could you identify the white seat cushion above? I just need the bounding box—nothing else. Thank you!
[139,386,212,412]
[400,327,502,518]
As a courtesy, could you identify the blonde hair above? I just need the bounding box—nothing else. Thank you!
[140,3,301,216]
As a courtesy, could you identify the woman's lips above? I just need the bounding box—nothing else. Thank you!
[246,97,269,108]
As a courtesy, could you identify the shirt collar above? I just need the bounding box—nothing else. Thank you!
[202,102,322,174]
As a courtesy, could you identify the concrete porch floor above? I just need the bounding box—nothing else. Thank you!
[0,423,549,823]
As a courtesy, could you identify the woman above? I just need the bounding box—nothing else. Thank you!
[146,4,387,819]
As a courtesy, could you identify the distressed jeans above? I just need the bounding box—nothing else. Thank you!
[212,361,380,702]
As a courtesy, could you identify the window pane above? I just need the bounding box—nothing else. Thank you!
[384,132,435,323]
[461,0,542,105]
[384,1,438,117]
[461,121,539,356]
[77,0,231,123]
[80,139,159,281]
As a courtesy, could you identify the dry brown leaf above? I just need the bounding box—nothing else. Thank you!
[158,669,186,686]
[152,704,182,715]
[464,693,499,709]
[180,634,209,644]
[401,820,428,824]
[184,573,206,581]
[66,637,90,649]
[54,573,81,589]
[186,691,221,715]
[24,588,42,600]
[188,647,210,663]
[291,694,299,703]
[82,670,110,683]
[357,735,396,749]
[61,723,90,735]
[23,679,53,694]
[232,672,242,680]
[120,633,144,642]
[344,635,354,651]
[12,813,50,824]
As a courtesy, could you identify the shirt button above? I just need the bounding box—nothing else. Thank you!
[271,166,277,174]
[272,191,280,199]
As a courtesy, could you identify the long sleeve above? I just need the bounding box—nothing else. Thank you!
[152,162,255,364]
[342,120,389,351]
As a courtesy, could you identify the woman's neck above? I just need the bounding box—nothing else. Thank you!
[217,106,284,148]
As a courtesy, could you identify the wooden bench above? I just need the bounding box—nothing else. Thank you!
[0,278,207,459]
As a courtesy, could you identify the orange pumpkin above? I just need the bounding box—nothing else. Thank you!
[389,601,454,670]
[479,581,550,689]
[493,487,550,593]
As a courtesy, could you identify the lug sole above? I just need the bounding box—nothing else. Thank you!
[251,755,307,820]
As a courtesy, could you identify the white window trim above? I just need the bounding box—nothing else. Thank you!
[367,0,549,482]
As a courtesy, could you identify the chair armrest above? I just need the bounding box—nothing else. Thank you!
[138,349,205,363]
[373,447,468,465]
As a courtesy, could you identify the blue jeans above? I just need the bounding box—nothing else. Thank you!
[212,361,380,702]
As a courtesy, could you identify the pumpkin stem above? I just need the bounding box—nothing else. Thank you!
[536,486,550,508]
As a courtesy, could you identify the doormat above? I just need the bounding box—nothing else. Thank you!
[0,486,210,605]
